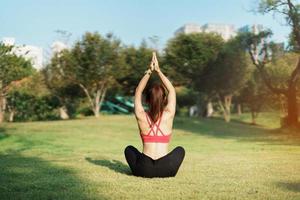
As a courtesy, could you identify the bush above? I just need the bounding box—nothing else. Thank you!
[7,91,60,121]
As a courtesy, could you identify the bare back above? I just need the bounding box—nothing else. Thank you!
[136,110,174,159]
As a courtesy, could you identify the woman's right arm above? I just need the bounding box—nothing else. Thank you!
[154,54,176,116]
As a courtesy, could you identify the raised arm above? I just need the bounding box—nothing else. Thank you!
[134,71,151,116]
[153,54,176,115]
[134,56,155,119]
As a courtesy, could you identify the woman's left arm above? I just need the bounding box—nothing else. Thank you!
[134,69,152,119]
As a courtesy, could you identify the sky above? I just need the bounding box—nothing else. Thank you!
[0,0,292,51]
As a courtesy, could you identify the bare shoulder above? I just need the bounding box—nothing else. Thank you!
[135,111,150,133]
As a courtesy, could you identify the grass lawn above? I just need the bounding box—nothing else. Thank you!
[0,113,299,200]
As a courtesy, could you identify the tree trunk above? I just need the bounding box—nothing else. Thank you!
[93,89,101,118]
[79,83,96,117]
[218,94,232,122]
[286,85,298,126]
[206,101,214,117]
[9,110,14,122]
[79,83,107,118]
[237,104,242,115]
[59,106,69,120]
[251,111,256,125]
[279,94,287,117]
[93,85,107,118]
[0,96,6,123]
[99,87,107,113]
[0,111,4,123]
[94,107,100,118]
[224,95,232,122]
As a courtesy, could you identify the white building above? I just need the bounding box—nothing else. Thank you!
[13,45,43,70]
[175,23,236,41]
[2,37,43,70]
[51,41,68,54]
[2,37,15,46]
[175,23,202,35]
[202,23,236,41]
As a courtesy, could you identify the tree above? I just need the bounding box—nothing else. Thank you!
[0,43,34,123]
[118,41,154,95]
[43,52,82,119]
[164,33,224,86]
[62,32,127,117]
[199,37,251,122]
[164,33,224,115]
[242,29,299,126]
[6,72,50,122]
[6,90,59,122]
[239,69,271,124]
[247,0,300,127]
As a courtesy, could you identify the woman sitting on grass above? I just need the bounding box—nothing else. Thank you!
[124,52,185,178]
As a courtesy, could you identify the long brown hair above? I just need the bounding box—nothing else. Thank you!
[145,83,167,122]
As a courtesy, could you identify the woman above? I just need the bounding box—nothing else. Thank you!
[124,52,185,178]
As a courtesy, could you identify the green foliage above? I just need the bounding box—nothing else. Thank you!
[70,32,127,89]
[7,91,59,121]
[200,37,251,97]
[164,33,224,86]
[118,42,154,95]
[43,54,83,118]
[0,42,35,122]
[258,0,300,51]
[239,69,271,114]
[237,30,275,60]
[176,86,198,108]
[44,32,130,117]
[0,43,35,90]
[266,52,299,88]
[9,72,50,97]
[5,73,63,121]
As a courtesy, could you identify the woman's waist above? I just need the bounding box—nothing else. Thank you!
[142,143,169,159]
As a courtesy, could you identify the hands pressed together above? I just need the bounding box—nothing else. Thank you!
[145,52,160,75]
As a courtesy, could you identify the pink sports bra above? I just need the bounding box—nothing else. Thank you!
[140,112,172,143]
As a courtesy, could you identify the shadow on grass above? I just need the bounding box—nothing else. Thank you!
[85,157,131,175]
[174,117,300,146]
[229,118,265,127]
[277,182,300,192]
[0,154,101,200]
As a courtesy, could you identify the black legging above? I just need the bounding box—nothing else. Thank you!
[124,145,185,178]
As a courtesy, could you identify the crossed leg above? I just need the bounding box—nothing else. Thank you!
[124,145,185,177]
[155,146,185,177]
[124,145,142,175]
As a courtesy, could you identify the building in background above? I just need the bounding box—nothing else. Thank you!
[238,24,264,34]
[175,23,203,35]
[202,23,236,41]
[2,37,15,46]
[175,23,267,42]
[51,41,68,54]
[175,23,236,41]
[1,37,43,70]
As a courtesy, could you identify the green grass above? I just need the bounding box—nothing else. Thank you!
[0,113,299,200]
